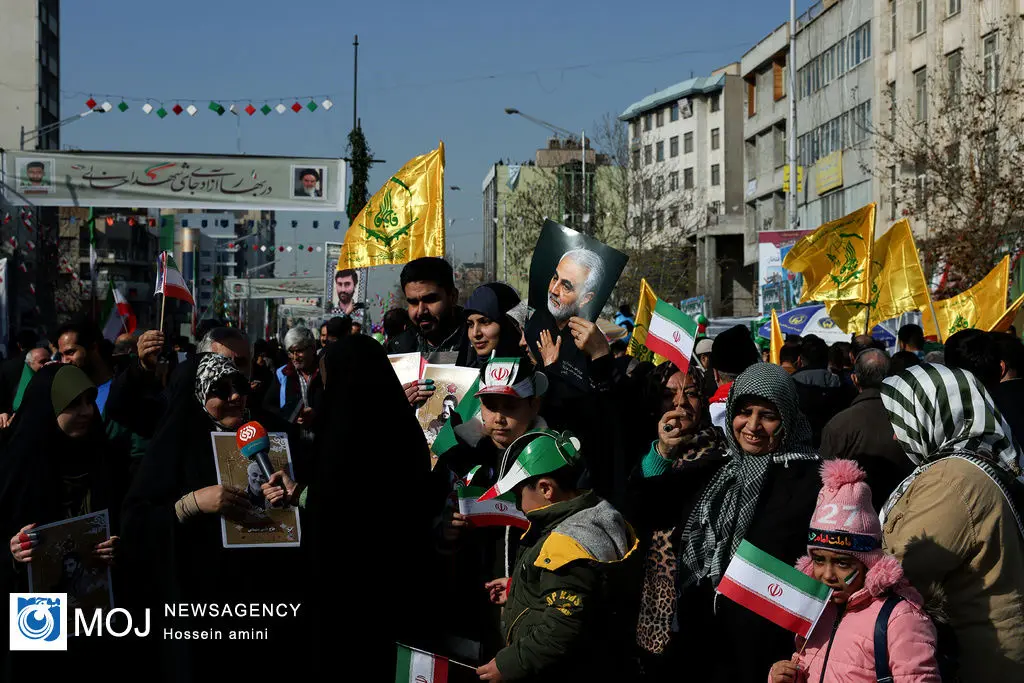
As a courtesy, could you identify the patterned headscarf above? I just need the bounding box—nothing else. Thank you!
[677,363,818,590]
[880,363,1024,523]
[194,354,246,429]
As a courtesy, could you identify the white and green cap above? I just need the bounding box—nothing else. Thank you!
[475,356,548,399]
[477,428,581,501]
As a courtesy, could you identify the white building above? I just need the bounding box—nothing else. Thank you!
[619,64,755,315]
[0,0,60,151]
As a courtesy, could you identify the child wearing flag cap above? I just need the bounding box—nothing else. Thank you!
[475,429,638,682]
[769,460,939,683]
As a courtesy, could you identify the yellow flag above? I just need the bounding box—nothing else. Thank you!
[338,142,445,269]
[769,308,783,365]
[627,278,668,365]
[782,203,876,304]
[827,219,931,334]
[989,292,1024,333]
[922,256,1009,339]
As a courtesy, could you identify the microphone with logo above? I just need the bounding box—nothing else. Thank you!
[236,421,285,508]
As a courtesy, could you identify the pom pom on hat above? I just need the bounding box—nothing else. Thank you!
[820,458,867,490]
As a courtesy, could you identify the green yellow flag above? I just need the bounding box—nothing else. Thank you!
[627,278,668,365]
[827,219,931,334]
[922,256,1010,339]
[783,203,876,304]
[338,142,445,269]
[769,308,783,365]
[990,292,1024,333]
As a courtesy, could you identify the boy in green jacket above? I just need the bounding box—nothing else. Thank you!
[475,429,637,682]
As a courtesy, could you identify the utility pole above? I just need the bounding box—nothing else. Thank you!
[353,35,359,131]
[788,0,799,229]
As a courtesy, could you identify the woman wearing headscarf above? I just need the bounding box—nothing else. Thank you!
[0,364,121,679]
[880,363,1024,680]
[121,353,304,680]
[638,362,821,682]
[464,282,525,366]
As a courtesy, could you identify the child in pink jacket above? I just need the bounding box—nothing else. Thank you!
[769,460,940,683]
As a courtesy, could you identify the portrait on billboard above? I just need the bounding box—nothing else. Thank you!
[291,165,327,200]
[15,157,55,196]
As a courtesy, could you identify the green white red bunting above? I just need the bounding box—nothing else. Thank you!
[717,540,832,638]
[643,298,698,373]
[456,485,528,530]
[395,644,448,683]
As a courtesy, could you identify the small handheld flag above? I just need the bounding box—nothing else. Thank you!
[155,251,195,306]
[456,485,528,530]
[643,299,699,373]
[716,540,832,638]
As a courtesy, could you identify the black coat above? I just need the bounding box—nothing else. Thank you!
[990,378,1024,450]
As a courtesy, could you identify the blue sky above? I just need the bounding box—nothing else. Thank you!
[60,0,811,295]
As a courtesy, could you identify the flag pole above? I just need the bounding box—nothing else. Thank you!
[926,293,942,344]
[159,293,167,333]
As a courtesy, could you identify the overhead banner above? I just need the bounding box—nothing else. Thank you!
[2,151,346,211]
[224,277,323,300]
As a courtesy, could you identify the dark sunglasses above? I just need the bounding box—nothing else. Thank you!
[208,375,251,400]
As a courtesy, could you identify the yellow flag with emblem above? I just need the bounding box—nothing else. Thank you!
[922,256,1009,339]
[827,219,931,334]
[627,278,668,365]
[337,142,445,269]
[990,292,1024,333]
[783,203,876,304]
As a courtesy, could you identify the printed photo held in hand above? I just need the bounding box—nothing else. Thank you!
[210,431,301,548]
[27,510,114,612]
[416,365,480,465]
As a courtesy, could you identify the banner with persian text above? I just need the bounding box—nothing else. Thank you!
[1,151,346,211]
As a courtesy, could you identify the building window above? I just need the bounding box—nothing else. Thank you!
[890,0,897,50]
[656,141,665,162]
[684,167,694,189]
[849,22,871,66]
[915,165,927,212]
[656,110,664,128]
[946,50,961,104]
[684,132,694,154]
[643,178,652,199]
[711,164,721,186]
[914,68,927,121]
[821,190,846,223]
[889,166,897,220]
[711,128,720,151]
[914,0,926,35]
[670,103,679,122]
[710,94,720,112]
[656,211,664,230]
[643,114,652,132]
[632,148,641,168]
[984,33,999,93]
[655,176,665,197]
[670,136,679,157]
[644,144,652,165]
[746,79,755,117]
[947,0,960,17]
[888,82,896,135]
[669,171,679,191]
[669,207,679,227]
[630,121,639,139]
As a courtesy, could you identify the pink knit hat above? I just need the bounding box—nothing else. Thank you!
[807,460,884,568]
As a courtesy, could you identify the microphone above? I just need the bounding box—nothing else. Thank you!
[235,421,283,507]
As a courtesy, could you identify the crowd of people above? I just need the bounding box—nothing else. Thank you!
[1,254,1022,682]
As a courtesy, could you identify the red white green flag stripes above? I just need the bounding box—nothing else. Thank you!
[155,251,195,306]
[457,485,528,530]
[643,299,699,373]
[717,540,832,638]
[395,644,448,683]
[101,281,137,342]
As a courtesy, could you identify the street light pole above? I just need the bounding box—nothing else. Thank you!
[20,107,106,150]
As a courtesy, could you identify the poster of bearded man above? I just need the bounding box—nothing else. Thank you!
[524,220,627,391]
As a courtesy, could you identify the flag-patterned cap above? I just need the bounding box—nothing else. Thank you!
[477,429,581,501]
[475,356,548,399]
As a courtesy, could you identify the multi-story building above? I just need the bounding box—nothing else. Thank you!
[794,0,877,231]
[0,0,60,152]
[620,63,753,315]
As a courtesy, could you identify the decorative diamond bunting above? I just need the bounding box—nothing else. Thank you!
[306,100,317,112]
[100,101,113,112]
[156,107,168,118]
[322,98,333,110]
[209,101,225,115]
[86,97,97,109]
[261,104,272,115]
[261,246,267,252]
[286,246,293,252]
[118,101,129,112]
[291,101,302,113]
[245,104,256,116]
[316,246,322,252]
[278,246,284,252]
[142,103,153,114]
[172,104,183,115]
[307,246,314,252]
[186,104,198,116]
[275,103,286,114]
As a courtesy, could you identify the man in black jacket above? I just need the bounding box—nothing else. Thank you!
[791,334,852,446]
[386,257,473,406]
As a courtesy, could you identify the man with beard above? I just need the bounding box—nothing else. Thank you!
[330,269,365,329]
[296,168,322,198]
[387,257,473,406]
[525,248,606,394]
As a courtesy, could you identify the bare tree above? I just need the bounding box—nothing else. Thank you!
[868,18,1024,298]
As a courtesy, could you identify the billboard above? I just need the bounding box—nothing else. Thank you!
[224,277,323,300]
[2,151,346,212]
[758,229,814,314]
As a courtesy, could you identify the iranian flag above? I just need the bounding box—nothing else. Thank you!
[395,644,448,683]
[155,251,195,305]
[717,540,832,638]
[643,299,698,373]
[457,485,528,530]
[101,281,137,342]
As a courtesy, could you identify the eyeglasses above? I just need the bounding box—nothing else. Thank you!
[287,346,314,357]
